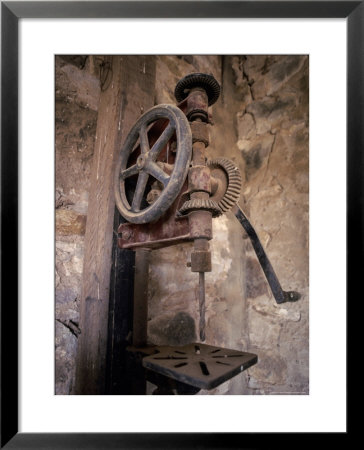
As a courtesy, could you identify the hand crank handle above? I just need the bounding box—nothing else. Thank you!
[232,205,301,304]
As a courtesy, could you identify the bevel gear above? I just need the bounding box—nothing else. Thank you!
[207,158,242,212]
[174,73,221,106]
[178,198,222,217]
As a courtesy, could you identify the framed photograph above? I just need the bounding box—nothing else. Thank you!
[1,1,356,447]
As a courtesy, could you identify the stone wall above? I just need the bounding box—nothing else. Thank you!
[232,56,309,394]
[55,55,308,395]
[55,56,100,394]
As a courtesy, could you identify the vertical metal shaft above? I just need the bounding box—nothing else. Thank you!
[132,248,150,347]
[199,272,206,342]
[187,96,212,344]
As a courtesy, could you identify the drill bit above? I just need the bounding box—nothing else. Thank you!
[199,271,206,342]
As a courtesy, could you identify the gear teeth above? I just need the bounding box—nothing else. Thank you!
[178,198,222,218]
[228,187,241,194]
[175,73,221,106]
[207,157,242,213]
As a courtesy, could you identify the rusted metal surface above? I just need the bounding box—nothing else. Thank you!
[117,180,193,250]
[116,78,218,252]
[186,89,209,121]
[185,107,215,346]
[179,198,221,218]
[115,103,192,249]
[198,273,206,342]
[188,166,211,194]
[146,187,162,205]
[233,204,301,305]
[190,238,211,273]
[190,140,206,165]
[117,74,252,393]
[132,248,151,347]
[174,73,221,106]
[191,250,211,272]
[142,343,257,390]
[126,346,201,394]
[114,104,192,224]
[187,210,213,239]
[185,138,213,239]
[208,158,242,212]
[190,121,209,146]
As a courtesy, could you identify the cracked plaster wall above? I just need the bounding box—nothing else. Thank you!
[55,55,308,395]
[233,55,309,394]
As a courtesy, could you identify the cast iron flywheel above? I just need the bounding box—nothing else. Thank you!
[114,104,192,224]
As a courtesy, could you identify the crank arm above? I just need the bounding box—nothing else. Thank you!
[232,205,300,304]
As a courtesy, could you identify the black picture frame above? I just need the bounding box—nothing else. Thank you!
[1,1,357,448]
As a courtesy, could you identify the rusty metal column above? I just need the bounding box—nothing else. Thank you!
[132,248,151,347]
[189,139,212,343]
[187,90,213,343]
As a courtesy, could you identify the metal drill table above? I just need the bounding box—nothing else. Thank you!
[143,343,257,390]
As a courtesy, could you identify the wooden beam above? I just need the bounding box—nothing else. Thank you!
[75,56,156,394]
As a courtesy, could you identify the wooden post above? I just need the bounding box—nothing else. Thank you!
[132,248,151,348]
[75,56,156,394]
[105,212,135,394]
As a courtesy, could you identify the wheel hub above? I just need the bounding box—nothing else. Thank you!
[136,154,146,169]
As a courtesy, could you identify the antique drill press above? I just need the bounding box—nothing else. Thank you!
[114,73,300,394]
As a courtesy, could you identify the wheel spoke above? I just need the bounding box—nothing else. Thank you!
[131,171,149,212]
[149,123,175,160]
[139,124,150,154]
[120,164,138,180]
[146,162,170,187]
